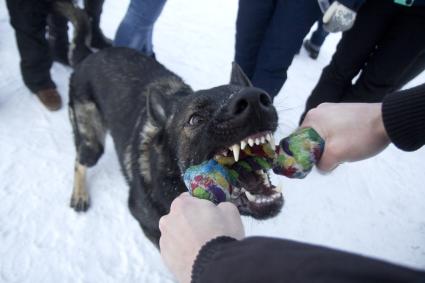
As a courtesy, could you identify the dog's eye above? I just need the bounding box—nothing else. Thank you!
[188,114,204,126]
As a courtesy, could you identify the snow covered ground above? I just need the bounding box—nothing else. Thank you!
[1,0,424,282]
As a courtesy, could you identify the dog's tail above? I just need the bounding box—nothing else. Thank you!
[51,0,93,66]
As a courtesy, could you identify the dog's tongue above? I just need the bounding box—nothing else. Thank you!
[183,127,324,204]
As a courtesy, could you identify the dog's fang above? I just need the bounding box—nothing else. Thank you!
[232,144,241,162]
[245,191,256,202]
[248,138,254,147]
[269,135,276,149]
[266,134,271,142]
[272,185,282,193]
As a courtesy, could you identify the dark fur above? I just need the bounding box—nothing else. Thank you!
[69,47,278,246]
[51,0,99,65]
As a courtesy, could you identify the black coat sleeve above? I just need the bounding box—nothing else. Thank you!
[382,83,425,151]
[336,0,365,11]
[191,236,425,283]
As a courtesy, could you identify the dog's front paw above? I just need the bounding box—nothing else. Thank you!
[70,192,90,212]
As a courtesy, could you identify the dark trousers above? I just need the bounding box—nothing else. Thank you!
[47,11,70,65]
[302,0,425,119]
[235,0,321,99]
[6,0,56,93]
[310,19,329,48]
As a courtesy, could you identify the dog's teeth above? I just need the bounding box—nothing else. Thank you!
[232,144,240,162]
[245,191,256,202]
[247,138,254,147]
[241,187,247,193]
[273,185,282,193]
[269,135,276,149]
[255,138,260,145]
[260,136,265,144]
[266,134,271,142]
[241,140,247,150]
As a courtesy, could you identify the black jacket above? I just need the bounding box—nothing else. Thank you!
[192,237,425,283]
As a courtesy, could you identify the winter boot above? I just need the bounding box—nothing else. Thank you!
[303,40,320,60]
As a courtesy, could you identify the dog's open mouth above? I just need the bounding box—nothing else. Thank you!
[213,131,284,219]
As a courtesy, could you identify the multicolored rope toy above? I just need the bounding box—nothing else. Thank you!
[273,127,325,179]
[183,127,325,204]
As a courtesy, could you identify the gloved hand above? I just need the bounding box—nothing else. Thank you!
[319,0,357,33]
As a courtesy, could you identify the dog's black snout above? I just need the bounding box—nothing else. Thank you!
[230,88,273,116]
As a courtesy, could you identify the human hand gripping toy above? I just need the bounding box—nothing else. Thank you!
[183,127,325,204]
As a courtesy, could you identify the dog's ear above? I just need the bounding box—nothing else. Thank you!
[230,62,253,87]
[147,93,170,127]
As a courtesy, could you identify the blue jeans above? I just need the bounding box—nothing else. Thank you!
[114,0,167,56]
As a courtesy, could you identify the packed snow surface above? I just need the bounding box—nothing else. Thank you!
[0,0,424,282]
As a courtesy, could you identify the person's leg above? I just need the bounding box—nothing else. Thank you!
[251,0,321,98]
[47,11,70,66]
[5,0,62,110]
[303,20,330,60]
[114,0,167,56]
[300,0,397,123]
[310,19,329,48]
[394,49,425,90]
[343,6,425,102]
[84,0,112,49]
[5,0,55,93]
[234,0,276,80]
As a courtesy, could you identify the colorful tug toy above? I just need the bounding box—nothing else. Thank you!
[183,127,325,204]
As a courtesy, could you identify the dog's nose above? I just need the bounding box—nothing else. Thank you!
[229,87,272,116]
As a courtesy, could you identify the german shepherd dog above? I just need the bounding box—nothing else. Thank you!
[68,47,284,246]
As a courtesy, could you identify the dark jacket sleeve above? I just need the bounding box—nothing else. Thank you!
[191,236,425,283]
[337,0,365,11]
[382,83,425,151]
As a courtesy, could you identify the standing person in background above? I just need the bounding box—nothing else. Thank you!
[5,0,111,111]
[300,0,425,123]
[159,83,425,283]
[114,0,167,57]
[233,0,360,100]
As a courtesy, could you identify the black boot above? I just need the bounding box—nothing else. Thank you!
[84,0,112,49]
[47,12,70,66]
[303,40,320,60]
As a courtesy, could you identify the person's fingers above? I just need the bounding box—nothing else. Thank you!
[179,192,191,198]
[217,202,239,217]
[316,144,340,172]
[322,1,338,23]
[158,215,168,232]
[300,107,327,140]
[217,202,245,239]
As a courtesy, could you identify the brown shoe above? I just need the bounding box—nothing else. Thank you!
[36,88,62,111]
